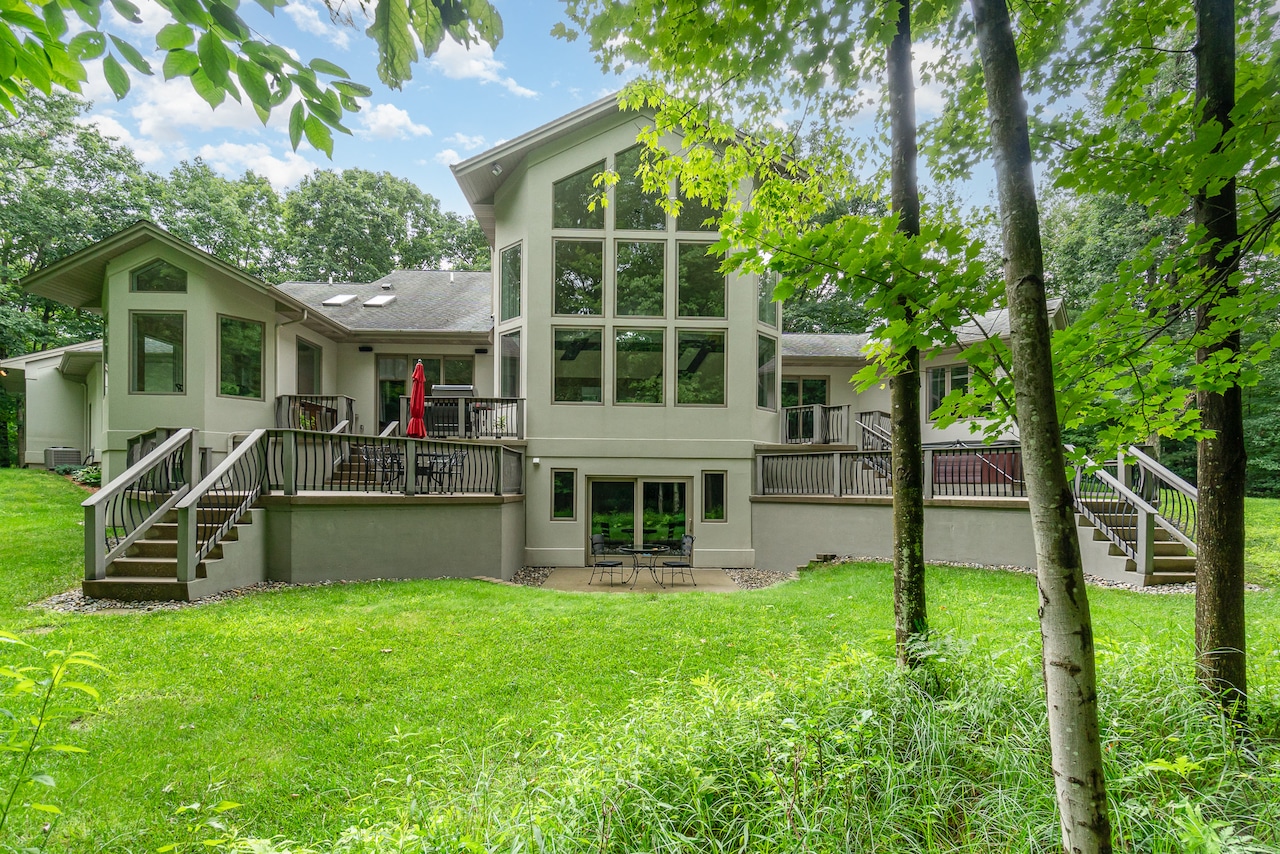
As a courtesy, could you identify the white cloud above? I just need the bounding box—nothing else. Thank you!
[196,142,320,188]
[357,103,431,140]
[444,132,486,151]
[75,113,170,165]
[430,39,537,98]
[433,149,462,166]
[283,0,352,50]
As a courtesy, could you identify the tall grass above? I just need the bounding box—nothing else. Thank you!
[224,637,1279,853]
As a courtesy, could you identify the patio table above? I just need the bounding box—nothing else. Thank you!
[619,544,670,588]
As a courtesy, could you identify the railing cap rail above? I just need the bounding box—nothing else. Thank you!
[176,428,268,511]
[83,427,195,509]
[1126,445,1198,500]
[1090,466,1160,517]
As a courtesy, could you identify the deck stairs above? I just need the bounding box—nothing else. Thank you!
[1071,446,1198,587]
[83,503,263,601]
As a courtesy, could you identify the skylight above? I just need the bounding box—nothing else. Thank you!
[322,294,357,307]
[363,294,397,307]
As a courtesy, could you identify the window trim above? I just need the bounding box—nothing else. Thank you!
[927,364,970,421]
[552,237,605,317]
[550,468,577,521]
[781,375,830,408]
[216,313,266,401]
[500,330,521,399]
[614,238,667,318]
[676,241,726,319]
[128,310,186,396]
[552,326,605,405]
[552,159,607,231]
[613,327,665,406]
[675,327,728,408]
[499,240,523,322]
[296,336,323,395]
[757,333,778,411]
[702,470,727,523]
[130,258,188,293]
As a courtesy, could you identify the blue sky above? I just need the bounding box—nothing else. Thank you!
[80,1,634,215]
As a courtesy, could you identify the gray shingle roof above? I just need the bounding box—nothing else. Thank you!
[275,271,492,334]
[781,333,871,359]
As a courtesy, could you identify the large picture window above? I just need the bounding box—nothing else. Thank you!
[616,241,665,317]
[781,377,829,409]
[615,329,664,404]
[501,331,521,398]
[614,146,666,230]
[677,243,725,318]
[676,330,725,405]
[676,182,719,232]
[554,240,604,315]
[703,471,726,522]
[218,315,264,399]
[499,242,521,322]
[130,312,185,394]
[554,328,603,403]
[757,335,777,410]
[553,161,605,229]
[131,259,187,292]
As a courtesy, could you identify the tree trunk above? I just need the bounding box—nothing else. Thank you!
[969,0,1113,851]
[887,0,927,667]
[1193,0,1247,714]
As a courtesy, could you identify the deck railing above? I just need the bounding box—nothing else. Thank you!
[1122,446,1197,551]
[275,395,355,433]
[397,396,524,440]
[174,429,269,581]
[266,429,523,497]
[782,404,851,444]
[756,444,1026,498]
[1072,460,1159,576]
[82,428,196,580]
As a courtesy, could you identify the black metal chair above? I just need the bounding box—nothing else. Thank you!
[589,533,626,585]
[659,534,696,587]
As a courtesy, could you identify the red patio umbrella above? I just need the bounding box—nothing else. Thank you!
[406,359,427,439]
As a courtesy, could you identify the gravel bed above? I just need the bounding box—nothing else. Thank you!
[512,566,555,587]
[36,579,385,614]
[825,555,1265,594]
[723,567,797,590]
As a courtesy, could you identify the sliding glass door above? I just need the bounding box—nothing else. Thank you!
[589,479,687,553]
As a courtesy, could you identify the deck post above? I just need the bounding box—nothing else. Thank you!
[1137,506,1155,577]
[404,440,418,496]
[922,448,935,499]
[493,446,503,495]
[282,431,297,496]
[176,502,197,583]
[84,502,105,581]
[832,452,842,497]
[755,453,765,495]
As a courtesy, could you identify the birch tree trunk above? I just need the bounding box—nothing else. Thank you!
[969,0,1113,850]
[1193,0,1248,715]
[887,0,928,667]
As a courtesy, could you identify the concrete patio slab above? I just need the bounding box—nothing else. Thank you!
[539,567,740,593]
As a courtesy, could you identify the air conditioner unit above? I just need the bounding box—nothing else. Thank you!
[45,447,82,469]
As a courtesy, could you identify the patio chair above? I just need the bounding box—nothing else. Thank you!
[589,534,626,586]
[417,449,467,493]
[659,534,696,587]
[358,444,403,489]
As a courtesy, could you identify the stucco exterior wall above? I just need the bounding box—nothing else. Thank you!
[11,352,87,466]
[751,496,1037,571]
[261,494,525,582]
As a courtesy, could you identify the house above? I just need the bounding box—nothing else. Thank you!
[2,97,1196,599]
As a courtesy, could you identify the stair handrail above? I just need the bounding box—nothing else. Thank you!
[82,428,197,581]
[378,421,399,438]
[1073,459,1158,576]
[1124,445,1198,550]
[174,428,268,582]
[855,410,892,452]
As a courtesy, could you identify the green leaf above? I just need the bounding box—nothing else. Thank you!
[308,57,349,78]
[253,0,287,13]
[190,68,226,108]
[333,80,373,98]
[30,773,57,788]
[69,30,106,61]
[366,0,417,88]
[30,803,63,815]
[42,2,68,38]
[109,35,152,75]
[109,0,142,23]
[209,2,249,38]
[163,48,200,79]
[303,113,333,157]
[236,62,271,115]
[156,23,194,50]
[288,99,305,149]
[197,30,230,86]
[102,53,130,99]
[68,0,100,28]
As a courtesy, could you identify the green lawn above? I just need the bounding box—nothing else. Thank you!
[1,469,1278,852]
